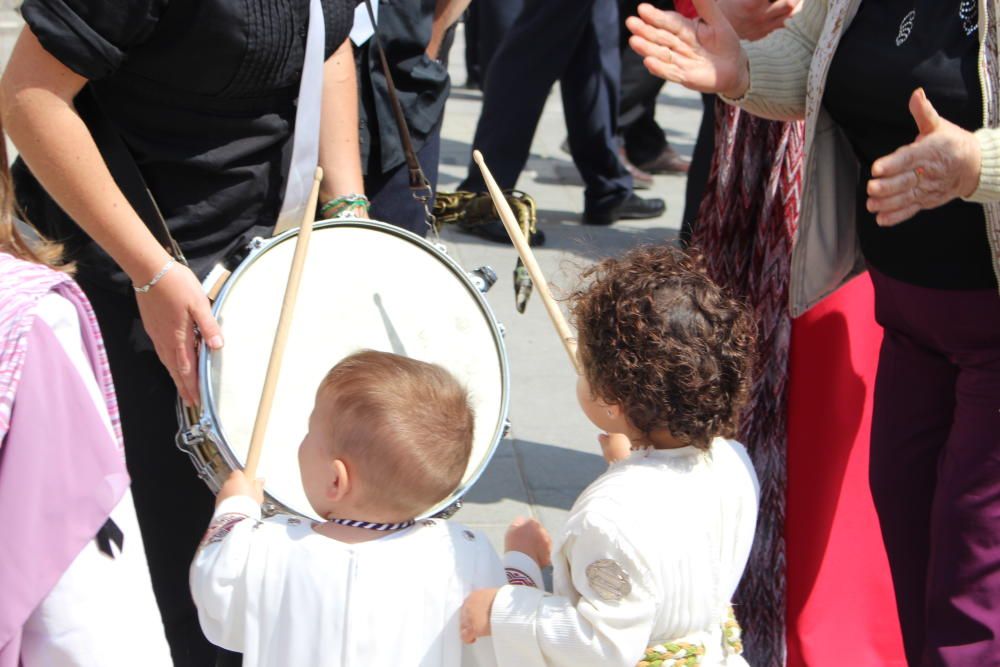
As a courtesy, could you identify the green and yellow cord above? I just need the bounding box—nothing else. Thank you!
[320,194,370,218]
[637,607,743,667]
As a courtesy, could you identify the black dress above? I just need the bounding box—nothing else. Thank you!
[12,1,355,664]
[16,0,356,290]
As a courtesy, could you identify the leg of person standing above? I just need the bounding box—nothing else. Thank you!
[680,93,716,246]
[560,0,633,218]
[459,0,662,226]
[474,0,523,85]
[868,269,1000,664]
[77,280,220,667]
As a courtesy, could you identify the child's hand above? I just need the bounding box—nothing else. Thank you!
[504,517,552,568]
[460,588,498,643]
[217,470,265,507]
[598,432,633,464]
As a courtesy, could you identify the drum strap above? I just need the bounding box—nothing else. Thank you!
[362,0,437,231]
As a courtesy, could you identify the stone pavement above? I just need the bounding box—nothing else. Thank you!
[439,24,703,555]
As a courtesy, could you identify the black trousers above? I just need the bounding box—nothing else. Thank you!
[77,278,223,667]
[460,0,631,210]
[618,0,673,165]
[464,0,524,87]
[680,93,716,246]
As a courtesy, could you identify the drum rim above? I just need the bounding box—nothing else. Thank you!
[197,217,511,520]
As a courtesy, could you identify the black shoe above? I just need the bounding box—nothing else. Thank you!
[454,219,547,246]
[582,193,666,225]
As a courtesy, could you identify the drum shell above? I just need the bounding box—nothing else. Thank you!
[177,218,510,520]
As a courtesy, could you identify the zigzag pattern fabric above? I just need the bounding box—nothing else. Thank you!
[690,100,804,667]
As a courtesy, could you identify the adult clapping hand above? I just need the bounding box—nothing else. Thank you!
[867,88,982,227]
[625,1,749,99]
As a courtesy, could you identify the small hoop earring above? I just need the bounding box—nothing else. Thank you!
[606,409,613,417]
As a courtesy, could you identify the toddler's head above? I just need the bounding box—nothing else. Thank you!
[298,350,474,522]
[569,245,755,449]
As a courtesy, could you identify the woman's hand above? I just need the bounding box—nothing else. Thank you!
[626,1,749,98]
[598,432,633,464]
[505,517,552,568]
[134,262,223,406]
[867,88,982,226]
[460,588,499,643]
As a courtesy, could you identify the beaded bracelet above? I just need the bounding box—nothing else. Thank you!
[320,194,370,218]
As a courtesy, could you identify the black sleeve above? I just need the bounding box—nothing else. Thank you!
[21,0,168,80]
[323,0,360,56]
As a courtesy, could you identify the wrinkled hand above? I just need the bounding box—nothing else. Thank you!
[626,1,749,98]
[217,470,265,506]
[867,88,982,226]
[598,432,633,464]
[134,262,223,406]
[460,588,498,644]
[716,0,800,41]
[505,517,552,568]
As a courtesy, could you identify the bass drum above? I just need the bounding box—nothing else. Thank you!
[178,218,510,520]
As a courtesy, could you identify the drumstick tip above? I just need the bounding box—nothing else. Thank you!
[473,150,485,166]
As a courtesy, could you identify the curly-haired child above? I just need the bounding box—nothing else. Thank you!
[460,245,760,666]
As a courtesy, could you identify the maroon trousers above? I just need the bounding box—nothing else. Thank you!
[868,269,1000,666]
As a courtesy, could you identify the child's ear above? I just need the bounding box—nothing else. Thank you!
[327,459,350,502]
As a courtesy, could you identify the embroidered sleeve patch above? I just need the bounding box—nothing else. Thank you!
[200,513,250,549]
[585,559,632,602]
[505,567,538,588]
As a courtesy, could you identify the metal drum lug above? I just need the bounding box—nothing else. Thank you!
[433,242,448,255]
[432,498,463,519]
[468,266,498,293]
[502,418,512,438]
[497,322,506,337]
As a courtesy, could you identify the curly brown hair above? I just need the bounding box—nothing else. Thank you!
[569,244,755,449]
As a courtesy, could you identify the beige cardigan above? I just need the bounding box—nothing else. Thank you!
[727,0,1000,315]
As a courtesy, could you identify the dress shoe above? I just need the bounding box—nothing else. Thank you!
[582,193,665,226]
[636,144,690,175]
[454,219,547,246]
[618,146,654,190]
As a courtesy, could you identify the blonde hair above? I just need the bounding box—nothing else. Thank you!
[318,350,474,517]
[0,118,65,268]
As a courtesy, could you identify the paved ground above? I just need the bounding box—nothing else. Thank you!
[440,24,703,555]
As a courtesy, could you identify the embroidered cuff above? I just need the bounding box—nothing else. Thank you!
[965,128,1000,203]
[503,551,544,589]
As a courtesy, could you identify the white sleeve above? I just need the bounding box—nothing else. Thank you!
[464,531,506,667]
[489,524,655,667]
[189,495,263,652]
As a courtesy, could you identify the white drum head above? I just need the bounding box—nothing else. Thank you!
[204,220,508,520]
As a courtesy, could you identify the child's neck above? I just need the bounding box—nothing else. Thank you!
[312,501,416,544]
[637,428,688,450]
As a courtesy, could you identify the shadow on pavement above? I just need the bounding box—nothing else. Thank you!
[464,438,607,511]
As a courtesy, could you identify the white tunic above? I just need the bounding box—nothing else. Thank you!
[20,294,171,667]
[490,438,760,667]
[191,496,505,667]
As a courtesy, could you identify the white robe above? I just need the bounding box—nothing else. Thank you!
[191,496,505,666]
[490,439,760,667]
[19,294,171,667]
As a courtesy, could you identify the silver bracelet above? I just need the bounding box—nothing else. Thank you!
[133,259,175,294]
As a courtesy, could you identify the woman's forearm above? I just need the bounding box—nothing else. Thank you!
[0,27,171,284]
[318,37,365,204]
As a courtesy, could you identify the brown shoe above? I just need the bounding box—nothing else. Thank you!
[637,144,690,175]
[617,146,654,190]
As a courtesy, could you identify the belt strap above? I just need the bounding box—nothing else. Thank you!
[362,0,436,226]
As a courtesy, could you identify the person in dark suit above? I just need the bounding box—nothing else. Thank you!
[458,0,664,230]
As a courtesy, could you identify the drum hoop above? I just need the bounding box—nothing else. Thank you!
[197,217,511,519]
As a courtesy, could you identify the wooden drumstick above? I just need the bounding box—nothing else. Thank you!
[244,167,324,480]
[472,150,581,375]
